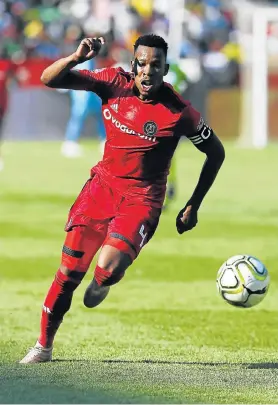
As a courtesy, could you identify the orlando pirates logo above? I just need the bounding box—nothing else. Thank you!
[143,121,158,137]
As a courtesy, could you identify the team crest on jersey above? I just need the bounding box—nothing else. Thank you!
[143,121,158,137]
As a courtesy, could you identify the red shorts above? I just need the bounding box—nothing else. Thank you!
[64,175,161,261]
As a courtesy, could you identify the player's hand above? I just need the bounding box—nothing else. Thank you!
[73,37,105,63]
[176,203,198,234]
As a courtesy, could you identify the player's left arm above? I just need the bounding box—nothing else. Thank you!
[176,112,225,235]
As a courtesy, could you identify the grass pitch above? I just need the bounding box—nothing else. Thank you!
[0,140,278,404]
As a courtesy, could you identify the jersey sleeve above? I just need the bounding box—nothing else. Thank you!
[175,103,213,146]
[76,67,122,101]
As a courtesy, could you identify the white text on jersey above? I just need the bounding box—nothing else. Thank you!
[103,108,156,142]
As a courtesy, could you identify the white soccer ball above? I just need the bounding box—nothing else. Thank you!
[216,255,270,308]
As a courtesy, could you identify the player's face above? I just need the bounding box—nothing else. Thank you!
[132,45,169,100]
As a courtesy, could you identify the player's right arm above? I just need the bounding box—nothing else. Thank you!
[40,37,105,89]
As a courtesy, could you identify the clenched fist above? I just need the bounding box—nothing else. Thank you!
[176,203,198,234]
[73,37,105,63]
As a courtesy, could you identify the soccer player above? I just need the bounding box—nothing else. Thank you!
[20,34,225,363]
[61,58,106,158]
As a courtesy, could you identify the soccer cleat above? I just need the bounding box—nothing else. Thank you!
[83,278,110,308]
[61,141,83,158]
[19,341,52,364]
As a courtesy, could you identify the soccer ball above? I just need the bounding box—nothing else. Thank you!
[216,255,270,308]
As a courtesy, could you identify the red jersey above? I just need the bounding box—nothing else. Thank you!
[78,67,203,206]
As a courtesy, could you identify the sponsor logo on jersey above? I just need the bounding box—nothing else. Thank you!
[143,121,158,137]
[103,108,156,142]
[190,117,212,145]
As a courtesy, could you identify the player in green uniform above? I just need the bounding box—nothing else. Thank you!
[164,61,189,209]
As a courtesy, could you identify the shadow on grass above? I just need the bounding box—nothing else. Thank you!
[52,358,278,369]
[1,359,278,404]
[246,362,278,369]
[102,359,278,369]
[0,361,201,404]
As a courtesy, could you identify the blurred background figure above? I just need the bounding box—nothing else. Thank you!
[61,58,106,159]
[0,58,16,171]
[163,59,189,209]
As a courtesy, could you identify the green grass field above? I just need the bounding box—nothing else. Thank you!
[1,140,278,404]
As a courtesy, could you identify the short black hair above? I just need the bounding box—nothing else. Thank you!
[134,34,168,58]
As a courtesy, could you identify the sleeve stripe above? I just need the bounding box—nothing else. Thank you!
[191,139,204,145]
[189,135,202,140]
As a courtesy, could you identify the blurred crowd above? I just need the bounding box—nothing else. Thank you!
[1,0,278,158]
[1,0,278,88]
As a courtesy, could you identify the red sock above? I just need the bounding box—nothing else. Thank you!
[94,265,125,286]
[38,269,82,347]
[94,265,111,286]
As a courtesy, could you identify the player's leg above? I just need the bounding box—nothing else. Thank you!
[38,175,111,345]
[83,239,134,308]
[62,91,89,158]
[19,224,107,363]
[40,225,107,345]
[84,204,161,308]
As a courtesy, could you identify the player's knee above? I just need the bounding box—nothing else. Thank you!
[95,244,132,287]
[61,242,91,275]
[94,264,125,287]
[59,264,71,276]
[98,244,132,271]
[59,264,86,285]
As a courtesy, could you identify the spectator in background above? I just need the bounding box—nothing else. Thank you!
[0,0,241,89]
[61,57,106,158]
[61,28,114,158]
[0,57,16,171]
